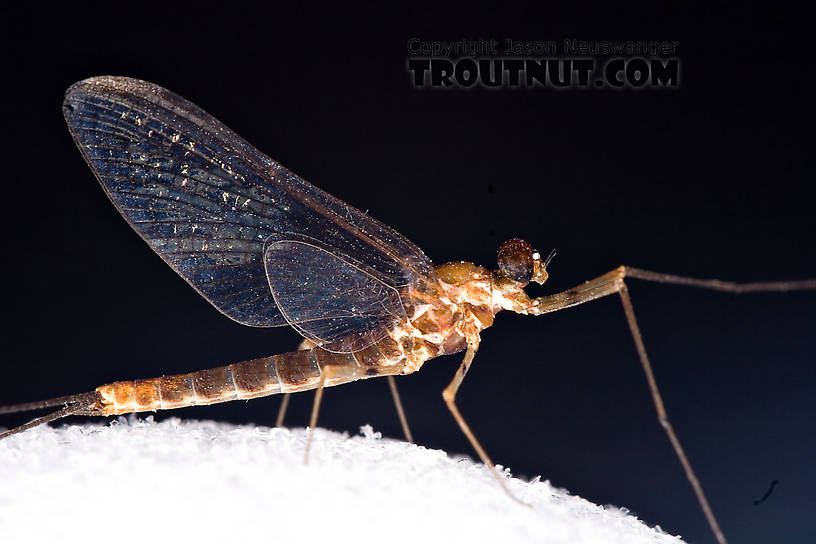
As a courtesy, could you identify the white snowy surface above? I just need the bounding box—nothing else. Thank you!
[0,418,683,544]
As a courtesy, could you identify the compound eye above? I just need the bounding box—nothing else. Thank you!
[497,238,535,284]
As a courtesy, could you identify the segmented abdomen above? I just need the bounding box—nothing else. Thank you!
[91,334,410,416]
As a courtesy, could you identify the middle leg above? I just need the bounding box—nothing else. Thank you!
[442,343,522,503]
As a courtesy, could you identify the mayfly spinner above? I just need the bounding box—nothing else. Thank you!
[2,77,813,544]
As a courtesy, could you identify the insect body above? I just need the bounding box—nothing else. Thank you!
[78,260,502,415]
[2,77,814,544]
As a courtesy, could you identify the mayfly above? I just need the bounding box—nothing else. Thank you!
[1,76,813,544]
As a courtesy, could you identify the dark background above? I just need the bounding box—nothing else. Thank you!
[1,4,813,543]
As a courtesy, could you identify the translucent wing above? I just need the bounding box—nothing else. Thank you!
[265,235,406,350]
[63,76,435,342]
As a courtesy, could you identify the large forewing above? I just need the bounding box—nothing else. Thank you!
[63,76,436,329]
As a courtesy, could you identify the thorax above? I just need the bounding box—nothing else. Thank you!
[388,261,497,374]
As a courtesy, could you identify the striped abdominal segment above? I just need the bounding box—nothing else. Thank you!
[89,329,424,416]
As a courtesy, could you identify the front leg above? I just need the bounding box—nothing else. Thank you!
[504,264,815,544]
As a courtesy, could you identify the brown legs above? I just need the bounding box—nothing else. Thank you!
[515,265,815,544]
[439,266,813,541]
[442,343,522,503]
[275,393,290,428]
[387,375,413,443]
[616,285,726,544]
[304,372,327,464]
[302,371,414,463]
[526,266,815,319]
[281,375,413,444]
